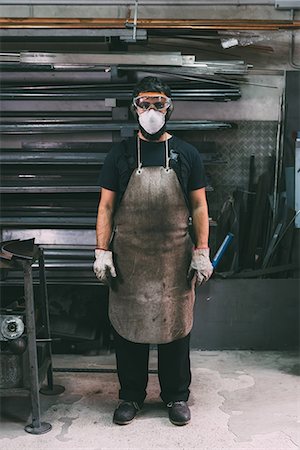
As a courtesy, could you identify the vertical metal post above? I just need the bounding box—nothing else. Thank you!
[39,249,53,390]
[132,0,138,41]
[23,261,41,429]
[38,248,65,396]
[23,259,52,434]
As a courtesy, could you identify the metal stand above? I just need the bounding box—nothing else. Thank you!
[22,258,52,434]
[2,245,66,434]
[38,249,65,397]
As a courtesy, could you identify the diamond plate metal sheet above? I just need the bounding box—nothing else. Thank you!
[204,121,278,217]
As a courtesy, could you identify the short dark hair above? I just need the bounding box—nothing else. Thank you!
[132,76,172,99]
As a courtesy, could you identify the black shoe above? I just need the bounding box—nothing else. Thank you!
[113,401,141,425]
[167,401,191,426]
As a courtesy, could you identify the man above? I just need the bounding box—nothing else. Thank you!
[93,76,213,426]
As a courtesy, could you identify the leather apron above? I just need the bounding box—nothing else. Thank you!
[109,137,195,344]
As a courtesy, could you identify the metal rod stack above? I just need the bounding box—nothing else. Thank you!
[0,18,300,30]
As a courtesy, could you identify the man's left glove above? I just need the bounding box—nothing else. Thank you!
[93,249,117,284]
[188,248,213,286]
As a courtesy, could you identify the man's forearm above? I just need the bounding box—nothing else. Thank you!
[191,204,209,248]
[96,205,114,250]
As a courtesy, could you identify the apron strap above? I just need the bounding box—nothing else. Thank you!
[165,138,170,171]
[137,136,142,173]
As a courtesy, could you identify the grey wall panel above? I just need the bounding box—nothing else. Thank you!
[191,279,299,350]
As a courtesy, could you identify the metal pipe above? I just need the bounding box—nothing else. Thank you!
[53,367,158,374]
[0,18,299,30]
[272,91,284,230]
[289,9,300,69]
[0,120,233,134]
[0,1,277,5]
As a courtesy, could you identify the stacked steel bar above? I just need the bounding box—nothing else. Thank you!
[0,18,299,30]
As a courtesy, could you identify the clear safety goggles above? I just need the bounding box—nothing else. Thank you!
[133,93,172,111]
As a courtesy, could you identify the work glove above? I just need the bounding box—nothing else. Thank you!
[93,249,117,284]
[188,248,213,286]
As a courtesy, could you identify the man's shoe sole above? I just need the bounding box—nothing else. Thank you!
[170,419,190,426]
[113,418,135,425]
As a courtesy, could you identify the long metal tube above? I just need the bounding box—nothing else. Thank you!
[0,1,278,5]
[289,9,300,69]
[0,18,299,30]
[0,120,233,134]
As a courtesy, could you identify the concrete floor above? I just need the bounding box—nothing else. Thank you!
[0,351,299,450]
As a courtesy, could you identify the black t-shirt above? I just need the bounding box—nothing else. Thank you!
[99,135,207,193]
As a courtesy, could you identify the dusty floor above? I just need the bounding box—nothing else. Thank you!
[0,351,299,450]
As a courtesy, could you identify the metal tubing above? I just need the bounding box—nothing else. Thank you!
[0,217,99,226]
[0,1,277,5]
[0,18,299,30]
[0,89,240,100]
[0,120,233,134]
[19,51,183,66]
[38,249,54,390]
[0,28,147,40]
[289,9,300,69]
[53,367,158,374]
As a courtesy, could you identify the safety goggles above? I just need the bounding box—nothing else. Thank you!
[133,93,172,111]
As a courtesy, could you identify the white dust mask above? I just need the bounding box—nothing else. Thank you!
[138,109,166,135]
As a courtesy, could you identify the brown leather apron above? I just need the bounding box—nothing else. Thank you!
[109,137,195,344]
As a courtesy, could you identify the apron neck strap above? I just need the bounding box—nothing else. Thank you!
[137,136,170,170]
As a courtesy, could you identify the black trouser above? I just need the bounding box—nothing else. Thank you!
[113,327,191,405]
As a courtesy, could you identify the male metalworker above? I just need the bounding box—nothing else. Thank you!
[93,76,213,426]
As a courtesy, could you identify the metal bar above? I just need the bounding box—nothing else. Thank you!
[19,51,183,66]
[289,9,300,68]
[0,217,98,225]
[34,262,94,268]
[0,1,277,5]
[44,249,94,258]
[276,0,300,8]
[0,186,101,193]
[0,280,102,285]
[21,142,110,150]
[23,261,42,430]
[0,18,299,30]
[38,249,54,391]
[0,120,233,134]
[272,92,284,229]
[0,154,107,164]
[0,90,240,100]
[53,367,158,374]
[0,29,147,39]
[1,112,111,118]
[132,0,138,41]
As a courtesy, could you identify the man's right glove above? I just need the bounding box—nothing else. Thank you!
[188,248,213,286]
[93,249,117,284]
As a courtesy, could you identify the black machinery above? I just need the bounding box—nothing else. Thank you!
[0,238,64,434]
